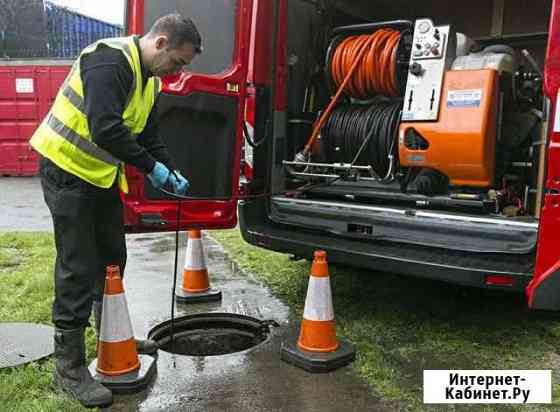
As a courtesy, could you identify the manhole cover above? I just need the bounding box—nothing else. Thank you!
[0,323,54,368]
[148,313,277,356]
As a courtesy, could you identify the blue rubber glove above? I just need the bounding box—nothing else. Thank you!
[170,170,189,195]
[147,161,171,189]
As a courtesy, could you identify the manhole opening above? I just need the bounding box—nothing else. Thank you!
[148,313,276,356]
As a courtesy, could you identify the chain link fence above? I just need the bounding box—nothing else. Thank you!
[0,0,123,59]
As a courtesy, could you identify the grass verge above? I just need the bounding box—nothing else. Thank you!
[0,233,96,412]
[209,228,560,412]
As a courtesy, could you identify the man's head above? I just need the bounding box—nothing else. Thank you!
[140,13,202,77]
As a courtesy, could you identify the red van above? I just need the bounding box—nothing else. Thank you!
[30,1,560,310]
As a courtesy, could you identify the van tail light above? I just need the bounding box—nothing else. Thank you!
[485,275,515,287]
[242,87,256,183]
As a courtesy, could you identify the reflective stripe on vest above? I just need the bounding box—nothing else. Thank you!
[30,36,160,192]
[46,114,120,167]
[61,87,85,114]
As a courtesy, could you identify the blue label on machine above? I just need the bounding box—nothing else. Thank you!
[447,89,482,108]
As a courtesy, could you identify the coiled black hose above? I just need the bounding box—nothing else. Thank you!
[321,102,402,180]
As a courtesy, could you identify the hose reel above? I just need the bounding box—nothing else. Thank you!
[286,21,412,184]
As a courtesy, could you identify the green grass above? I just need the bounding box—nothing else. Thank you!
[209,228,560,412]
[0,233,96,412]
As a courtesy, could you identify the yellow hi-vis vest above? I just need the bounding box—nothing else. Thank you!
[30,36,161,193]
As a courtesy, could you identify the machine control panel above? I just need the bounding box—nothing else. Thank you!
[402,19,455,122]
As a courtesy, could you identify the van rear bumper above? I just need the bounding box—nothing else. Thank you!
[238,199,534,292]
[269,196,538,254]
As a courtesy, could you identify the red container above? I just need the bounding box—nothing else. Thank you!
[0,61,71,176]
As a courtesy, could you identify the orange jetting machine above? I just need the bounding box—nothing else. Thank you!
[399,69,499,187]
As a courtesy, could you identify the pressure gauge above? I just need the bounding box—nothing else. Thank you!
[418,21,431,34]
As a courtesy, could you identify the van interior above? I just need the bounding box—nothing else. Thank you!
[266,0,551,257]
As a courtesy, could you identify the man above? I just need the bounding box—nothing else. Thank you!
[30,14,201,408]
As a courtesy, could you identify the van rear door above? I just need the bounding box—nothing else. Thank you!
[123,0,255,232]
[527,1,560,310]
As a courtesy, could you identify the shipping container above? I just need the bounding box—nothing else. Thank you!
[0,0,124,176]
[0,61,71,176]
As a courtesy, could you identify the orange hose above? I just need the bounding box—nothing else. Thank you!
[332,29,400,98]
[303,29,401,154]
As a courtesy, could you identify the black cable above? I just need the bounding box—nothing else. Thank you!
[158,171,341,368]
[156,176,342,201]
[159,172,340,349]
[321,102,402,181]
[169,172,181,366]
[157,105,402,203]
[243,120,268,149]
[160,173,334,358]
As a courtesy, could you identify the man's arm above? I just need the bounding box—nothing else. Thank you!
[80,45,157,173]
[137,109,178,172]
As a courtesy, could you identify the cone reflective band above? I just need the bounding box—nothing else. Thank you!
[298,251,338,352]
[281,250,356,373]
[175,230,222,303]
[183,230,209,292]
[96,266,140,376]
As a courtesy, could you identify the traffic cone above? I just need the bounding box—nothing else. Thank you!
[281,250,355,373]
[175,230,222,303]
[88,265,156,394]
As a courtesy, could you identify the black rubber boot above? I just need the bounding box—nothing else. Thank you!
[92,301,159,356]
[53,327,113,408]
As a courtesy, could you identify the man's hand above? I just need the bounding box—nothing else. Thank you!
[170,170,189,195]
[147,161,172,189]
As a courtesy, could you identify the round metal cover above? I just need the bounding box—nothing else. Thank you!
[0,323,54,368]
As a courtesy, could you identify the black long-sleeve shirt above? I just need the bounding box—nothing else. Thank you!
[80,37,175,173]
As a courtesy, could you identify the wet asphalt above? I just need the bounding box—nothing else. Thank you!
[0,178,53,232]
[1,177,386,412]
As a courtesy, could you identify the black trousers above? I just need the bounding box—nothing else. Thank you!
[39,157,127,330]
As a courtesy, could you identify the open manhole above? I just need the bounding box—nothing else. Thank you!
[148,313,278,356]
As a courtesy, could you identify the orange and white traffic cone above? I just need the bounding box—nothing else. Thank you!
[88,265,156,393]
[175,230,222,303]
[281,250,355,373]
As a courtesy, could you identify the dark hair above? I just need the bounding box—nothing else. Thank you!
[147,13,202,53]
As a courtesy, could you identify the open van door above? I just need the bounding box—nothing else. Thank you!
[527,0,560,310]
[122,0,255,232]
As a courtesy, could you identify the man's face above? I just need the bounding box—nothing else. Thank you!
[152,36,197,77]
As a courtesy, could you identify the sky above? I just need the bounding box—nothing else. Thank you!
[48,0,125,25]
